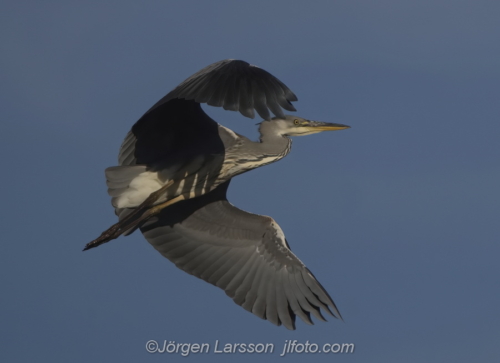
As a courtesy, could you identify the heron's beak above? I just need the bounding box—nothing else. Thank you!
[296,121,350,136]
[302,121,350,134]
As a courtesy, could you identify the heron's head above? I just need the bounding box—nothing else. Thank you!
[260,115,350,137]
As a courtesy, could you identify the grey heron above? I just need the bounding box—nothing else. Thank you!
[85,59,349,330]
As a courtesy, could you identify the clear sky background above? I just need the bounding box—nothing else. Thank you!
[1,1,499,362]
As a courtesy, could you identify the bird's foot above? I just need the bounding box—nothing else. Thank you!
[83,193,187,252]
[83,205,153,251]
[83,223,122,251]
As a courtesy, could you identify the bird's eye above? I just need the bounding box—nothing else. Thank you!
[294,119,299,125]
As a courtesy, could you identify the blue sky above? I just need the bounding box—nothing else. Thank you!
[1,1,499,362]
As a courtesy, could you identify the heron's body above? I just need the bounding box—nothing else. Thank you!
[109,104,293,211]
[86,60,349,330]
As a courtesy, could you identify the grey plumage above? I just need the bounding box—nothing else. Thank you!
[146,59,297,120]
[140,181,340,330]
[86,59,349,330]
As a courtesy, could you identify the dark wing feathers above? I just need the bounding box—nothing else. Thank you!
[140,182,340,330]
[119,60,297,167]
[144,59,297,120]
[127,99,225,166]
[237,75,254,118]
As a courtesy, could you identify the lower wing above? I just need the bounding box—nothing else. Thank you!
[139,181,341,330]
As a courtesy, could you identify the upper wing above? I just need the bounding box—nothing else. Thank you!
[140,181,341,330]
[118,60,297,167]
[145,59,298,120]
[119,99,225,166]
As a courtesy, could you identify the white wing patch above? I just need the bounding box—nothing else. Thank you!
[119,171,163,208]
[108,169,163,209]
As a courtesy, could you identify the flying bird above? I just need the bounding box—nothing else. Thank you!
[85,59,349,330]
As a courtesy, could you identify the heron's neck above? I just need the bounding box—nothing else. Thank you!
[258,123,292,156]
[226,123,291,176]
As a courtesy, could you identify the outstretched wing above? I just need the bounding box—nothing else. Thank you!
[146,59,298,120]
[118,59,297,167]
[140,181,341,330]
